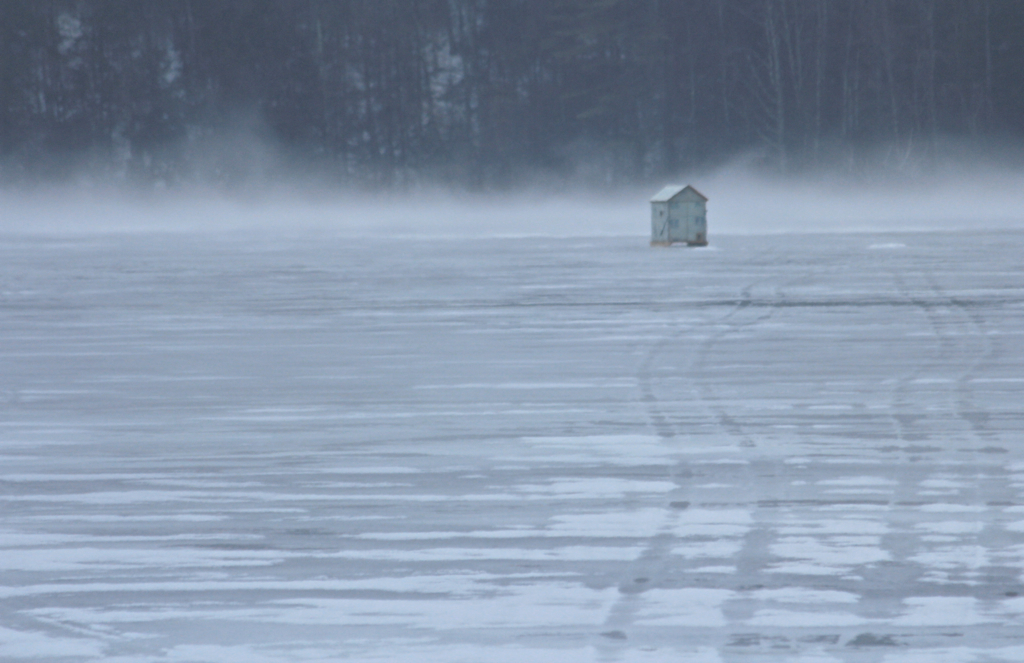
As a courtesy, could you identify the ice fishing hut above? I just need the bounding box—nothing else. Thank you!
[650,184,708,246]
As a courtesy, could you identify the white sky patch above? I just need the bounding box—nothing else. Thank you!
[55,14,83,56]
[161,43,183,86]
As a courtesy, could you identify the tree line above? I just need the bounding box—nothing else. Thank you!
[1,1,1022,188]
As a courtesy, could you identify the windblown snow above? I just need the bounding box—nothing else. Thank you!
[2,231,1024,661]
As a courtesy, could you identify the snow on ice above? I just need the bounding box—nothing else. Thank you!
[2,230,1024,661]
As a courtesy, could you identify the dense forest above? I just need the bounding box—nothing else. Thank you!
[1,1,1023,189]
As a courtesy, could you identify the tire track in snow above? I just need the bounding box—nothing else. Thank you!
[633,277,771,442]
[924,274,1020,605]
[939,275,1003,448]
[889,270,951,445]
[689,282,780,450]
[866,270,1011,622]
[599,273,788,653]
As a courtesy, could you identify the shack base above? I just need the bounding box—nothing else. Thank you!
[650,240,708,247]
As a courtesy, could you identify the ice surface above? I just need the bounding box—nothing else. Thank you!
[2,230,1024,661]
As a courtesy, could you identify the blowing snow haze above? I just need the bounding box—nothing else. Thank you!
[4,163,1024,236]
[8,4,1024,663]
[1,0,1024,227]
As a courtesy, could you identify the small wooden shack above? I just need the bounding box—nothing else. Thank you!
[650,184,708,247]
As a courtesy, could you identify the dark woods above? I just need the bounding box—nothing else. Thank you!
[2,1,1022,189]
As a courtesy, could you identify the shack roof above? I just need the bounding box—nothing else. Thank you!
[650,184,708,203]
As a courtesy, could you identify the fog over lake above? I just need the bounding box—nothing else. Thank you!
[4,2,1024,661]
[5,156,1024,238]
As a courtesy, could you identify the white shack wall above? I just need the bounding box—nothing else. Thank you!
[650,186,707,246]
[667,199,706,244]
[651,202,670,243]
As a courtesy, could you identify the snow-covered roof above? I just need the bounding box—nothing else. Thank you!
[650,184,708,202]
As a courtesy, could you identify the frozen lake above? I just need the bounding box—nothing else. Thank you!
[2,230,1024,662]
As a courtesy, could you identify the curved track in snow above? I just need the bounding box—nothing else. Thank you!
[2,231,1024,661]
